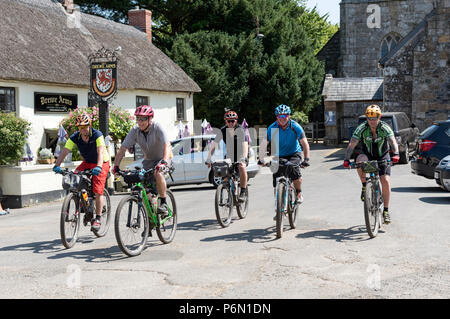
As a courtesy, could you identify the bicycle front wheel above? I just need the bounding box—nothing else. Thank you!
[60,193,81,249]
[276,182,287,238]
[364,180,380,238]
[92,189,112,238]
[215,183,233,228]
[114,195,149,257]
[288,186,298,229]
[156,190,177,244]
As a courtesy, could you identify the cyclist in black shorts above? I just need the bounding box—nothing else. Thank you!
[343,104,400,224]
[205,110,249,202]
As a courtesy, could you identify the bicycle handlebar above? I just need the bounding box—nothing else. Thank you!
[349,159,392,169]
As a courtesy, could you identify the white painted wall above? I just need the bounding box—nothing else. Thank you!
[0,80,194,161]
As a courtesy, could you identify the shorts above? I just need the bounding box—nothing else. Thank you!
[357,152,391,176]
[272,152,302,187]
[76,161,110,195]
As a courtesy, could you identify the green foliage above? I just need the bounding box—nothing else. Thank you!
[0,112,31,165]
[291,111,309,126]
[76,0,335,126]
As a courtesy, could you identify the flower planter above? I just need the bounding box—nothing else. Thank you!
[38,158,55,164]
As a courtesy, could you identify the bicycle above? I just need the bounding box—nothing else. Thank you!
[59,168,112,249]
[350,159,391,238]
[114,165,177,257]
[211,159,249,228]
[264,158,301,238]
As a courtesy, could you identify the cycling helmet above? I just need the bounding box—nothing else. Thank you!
[275,104,291,116]
[75,113,91,126]
[365,104,382,117]
[224,110,238,120]
[135,105,154,117]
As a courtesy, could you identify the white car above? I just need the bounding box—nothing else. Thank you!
[125,135,260,188]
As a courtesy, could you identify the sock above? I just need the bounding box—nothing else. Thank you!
[383,207,389,212]
[160,197,166,205]
[362,182,367,188]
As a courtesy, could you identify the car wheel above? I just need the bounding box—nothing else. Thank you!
[399,143,410,164]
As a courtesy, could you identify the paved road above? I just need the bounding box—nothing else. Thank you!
[0,145,448,299]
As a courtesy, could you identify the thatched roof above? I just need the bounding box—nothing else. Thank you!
[0,0,201,93]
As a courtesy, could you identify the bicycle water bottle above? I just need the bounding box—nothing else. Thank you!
[81,190,89,206]
[234,181,238,196]
[151,196,158,211]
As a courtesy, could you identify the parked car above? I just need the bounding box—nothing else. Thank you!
[353,112,420,164]
[411,120,450,179]
[123,135,260,188]
[434,155,450,191]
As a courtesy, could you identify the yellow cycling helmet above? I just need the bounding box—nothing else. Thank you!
[365,104,382,118]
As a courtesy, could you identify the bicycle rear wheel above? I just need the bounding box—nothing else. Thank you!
[92,189,112,238]
[276,182,287,238]
[364,180,380,238]
[60,193,81,249]
[156,190,177,244]
[114,195,149,257]
[236,186,249,219]
[215,183,233,228]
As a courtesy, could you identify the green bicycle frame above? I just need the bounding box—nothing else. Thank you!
[136,181,173,226]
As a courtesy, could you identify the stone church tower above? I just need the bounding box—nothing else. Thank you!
[319,0,449,144]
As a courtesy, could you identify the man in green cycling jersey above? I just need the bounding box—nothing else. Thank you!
[343,104,400,224]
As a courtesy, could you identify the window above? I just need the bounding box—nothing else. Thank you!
[0,87,15,112]
[136,96,149,107]
[381,33,402,59]
[176,98,185,121]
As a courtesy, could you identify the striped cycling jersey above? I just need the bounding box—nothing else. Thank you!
[352,121,394,158]
[64,128,110,163]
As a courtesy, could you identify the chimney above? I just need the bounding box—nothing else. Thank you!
[128,8,152,42]
[59,0,74,13]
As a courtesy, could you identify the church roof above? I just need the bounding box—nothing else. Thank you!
[0,0,201,93]
[322,75,383,102]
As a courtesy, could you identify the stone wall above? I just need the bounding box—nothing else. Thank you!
[316,31,341,76]
[411,4,450,130]
[339,0,435,78]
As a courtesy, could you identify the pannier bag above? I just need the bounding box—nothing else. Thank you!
[212,160,231,177]
[62,173,81,190]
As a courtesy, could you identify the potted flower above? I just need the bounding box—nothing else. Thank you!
[38,148,55,164]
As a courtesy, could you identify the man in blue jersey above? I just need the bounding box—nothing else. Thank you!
[258,104,310,203]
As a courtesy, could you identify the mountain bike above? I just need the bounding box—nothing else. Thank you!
[265,159,301,238]
[59,168,111,249]
[350,159,391,238]
[114,165,177,257]
[211,159,249,228]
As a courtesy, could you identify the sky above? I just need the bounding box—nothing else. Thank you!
[304,0,340,25]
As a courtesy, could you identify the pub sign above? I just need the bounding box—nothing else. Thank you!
[34,92,77,113]
[90,61,117,100]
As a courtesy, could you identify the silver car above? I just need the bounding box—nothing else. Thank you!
[125,134,260,188]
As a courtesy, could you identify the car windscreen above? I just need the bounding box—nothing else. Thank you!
[358,117,394,130]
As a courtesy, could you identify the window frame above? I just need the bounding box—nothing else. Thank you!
[136,96,149,108]
[176,98,186,121]
[0,87,16,112]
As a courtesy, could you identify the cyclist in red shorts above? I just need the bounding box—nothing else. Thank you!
[53,113,111,231]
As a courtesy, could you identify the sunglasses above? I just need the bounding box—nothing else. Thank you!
[277,114,289,119]
[136,117,149,122]
[367,117,379,121]
[78,125,89,130]
[226,120,236,124]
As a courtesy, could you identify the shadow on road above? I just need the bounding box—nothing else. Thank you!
[177,219,220,232]
[392,186,445,193]
[201,226,278,243]
[296,225,377,242]
[419,196,450,205]
[0,239,64,255]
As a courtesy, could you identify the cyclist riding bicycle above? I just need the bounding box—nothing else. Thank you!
[53,113,111,231]
[343,104,400,224]
[258,104,311,205]
[205,110,249,202]
[113,105,172,217]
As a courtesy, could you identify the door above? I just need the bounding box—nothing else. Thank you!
[184,137,207,182]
